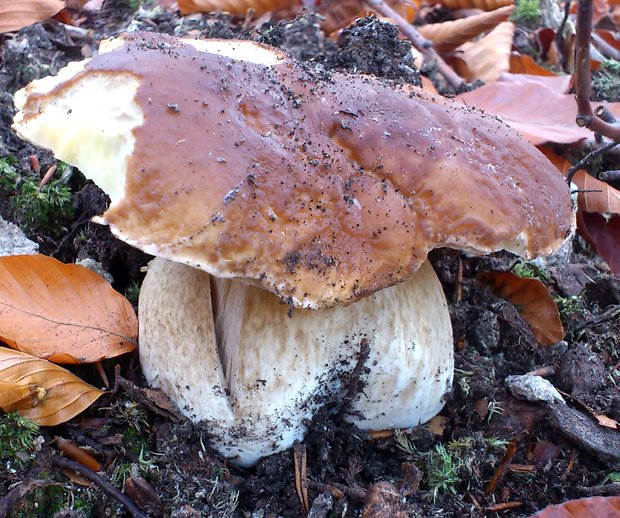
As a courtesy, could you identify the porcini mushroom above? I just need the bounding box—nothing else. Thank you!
[13,32,573,466]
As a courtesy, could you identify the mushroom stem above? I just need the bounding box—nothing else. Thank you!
[139,258,453,467]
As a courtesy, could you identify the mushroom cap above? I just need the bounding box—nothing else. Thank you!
[13,32,573,309]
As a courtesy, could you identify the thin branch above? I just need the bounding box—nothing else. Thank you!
[52,455,149,518]
[363,0,465,90]
[566,140,619,184]
[574,0,620,140]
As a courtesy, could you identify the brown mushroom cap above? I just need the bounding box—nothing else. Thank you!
[13,32,573,308]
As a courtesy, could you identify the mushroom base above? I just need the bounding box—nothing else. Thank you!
[138,258,453,467]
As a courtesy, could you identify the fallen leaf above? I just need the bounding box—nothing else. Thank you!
[426,415,448,435]
[0,254,137,363]
[417,5,514,54]
[454,21,515,83]
[438,0,513,10]
[479,271,564,345]
[319,0,418,34]
[0,348,104,426]
[509,52,558,76]
[577,211,620,273]
[55,436,101,471]
[457,74,620,144]
[573,170,620,214]
[531,496,620,517]
[0,0,64,33]
[178,0,291,16]
[538,145,620,215]
[595,414,619,429]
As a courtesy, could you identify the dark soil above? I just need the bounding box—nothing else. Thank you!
[1,2,619,518]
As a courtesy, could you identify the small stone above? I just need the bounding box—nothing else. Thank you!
[75,258,114,284]
[0,217,38,256]
[505,374,565,404]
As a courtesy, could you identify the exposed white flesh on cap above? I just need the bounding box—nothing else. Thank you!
[139,257,453,467]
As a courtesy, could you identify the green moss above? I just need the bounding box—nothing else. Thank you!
[0,412,40,466]
[10,162,74,235]
[592,60,620,102]
[512,0,542,26]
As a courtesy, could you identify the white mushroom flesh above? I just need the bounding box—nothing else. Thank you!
[139,257,453,467]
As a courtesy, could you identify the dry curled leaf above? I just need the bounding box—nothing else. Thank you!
[479,270,564,345]
[531,496,620,517]
[318,0,418,35]
[178,0,291,16]
[438,0,512,11]
[0,0,64,33]
[456,74,620,144]
[509,53,557,76]
[538,146,620,215]
[0,254,137,363]
[55,436,101,471]
[594,414,619,429]
[453,21,514,83]
[418,5,514,54]
[0,348,104,426]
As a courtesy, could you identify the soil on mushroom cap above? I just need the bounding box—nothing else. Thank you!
[1,3,619,517]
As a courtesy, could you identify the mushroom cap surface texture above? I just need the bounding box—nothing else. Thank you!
[12,32,573,309]
[139,257,453,467]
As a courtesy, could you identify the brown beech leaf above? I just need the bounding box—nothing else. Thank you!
[538,146,620,215]
[594,414,618,429]
[178,0,291,16]
[573,170,620,214]
[478,271,564,345]
[0,0,65,33]
[0,254,137,363]
[453,21,514,83]
[531,496,620,517]
[417,5,514,54]
[438,0,512,10]
[0,348,104,426]
[457,74,620,144]
[577,211,620,273]
[509,53,557,76]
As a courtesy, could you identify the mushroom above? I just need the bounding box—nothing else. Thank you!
[12,32,573,466]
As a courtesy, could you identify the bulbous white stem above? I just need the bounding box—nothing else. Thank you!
[138,258,453,467]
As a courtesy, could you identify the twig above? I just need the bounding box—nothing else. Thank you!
[363,0,465,90]
[52,455,149,518]
[293,443,310,513]
[578,482,620,496]
[566,141,619,184]
[574,0,620,140]
[484,442,517,496]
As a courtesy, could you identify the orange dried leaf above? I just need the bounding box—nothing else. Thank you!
[418,5,514,54]
[531,496,620,517]
[0,254,137,364]
[594,414,618,429]
[479,271,564,345]
[455,21,514,83]
[538,146,620,215]
[438,0,512,11]
[509,53,557,76]
[56,436,101,471]
[178,0,291,16]
[0,0,64,33]
[573,170,620,214]
[456,74,595,144]
[319,0,418,35]
[0,348,104,426]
